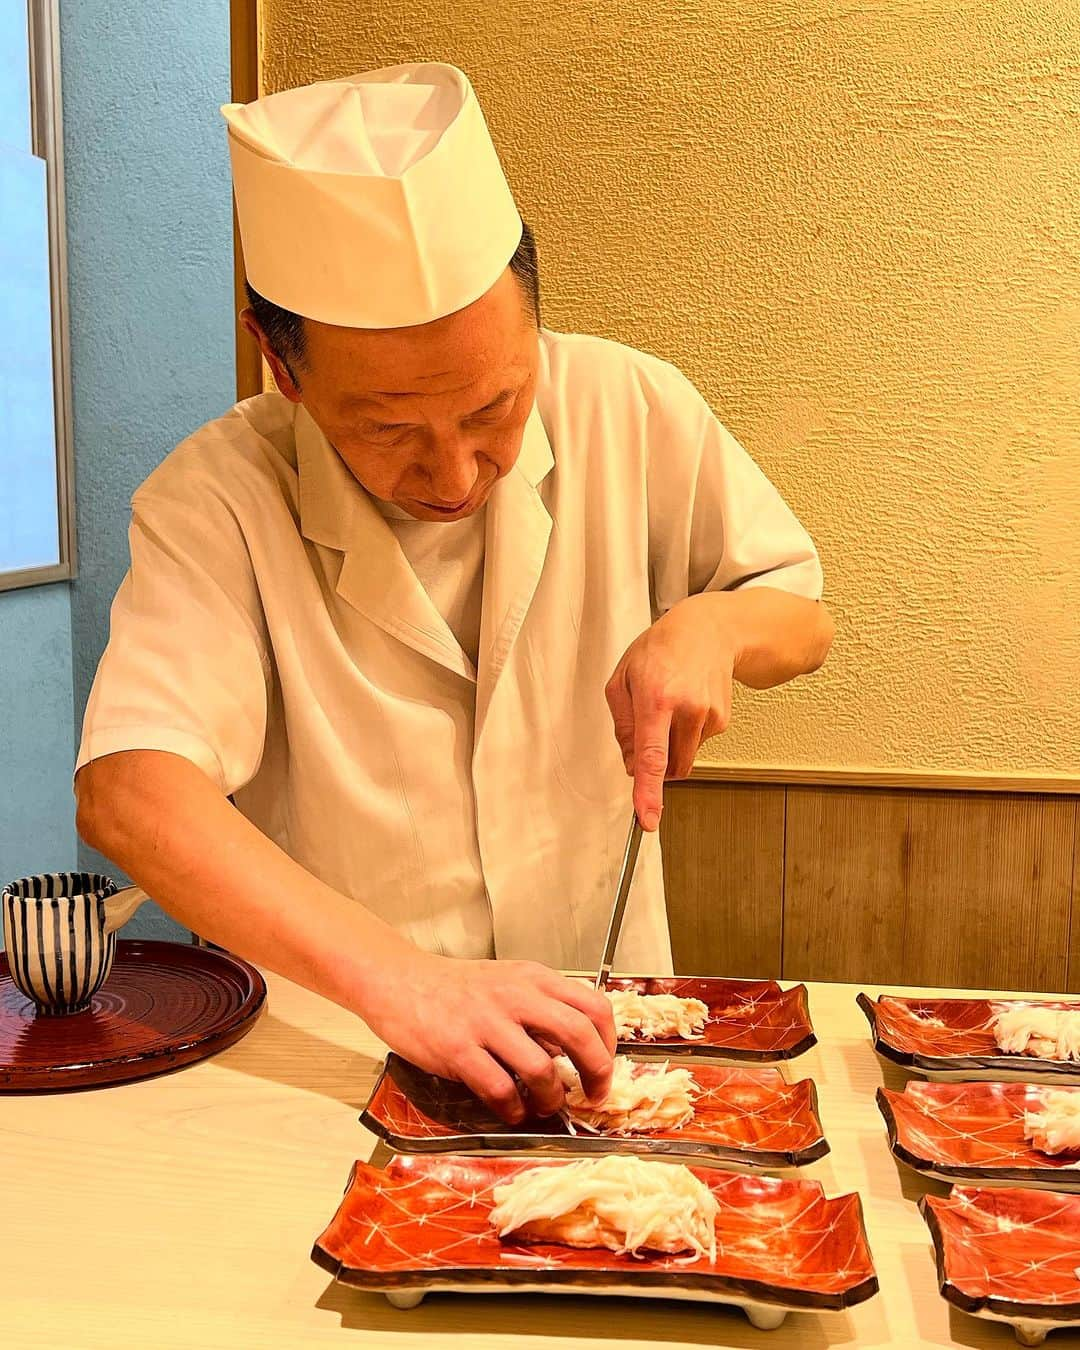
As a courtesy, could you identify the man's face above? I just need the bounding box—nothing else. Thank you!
[250,268,539,523]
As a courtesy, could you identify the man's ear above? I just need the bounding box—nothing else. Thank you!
[239,308,303,403]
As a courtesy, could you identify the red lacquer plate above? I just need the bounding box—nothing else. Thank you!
[313,1154,878,1319]
[362,1053,829,1167]
[0,940,266,1091]
[921,1187,1080,1345]
[858,993,1080,1083]
[602,977,815,1061]
[878,1083,1080,1190]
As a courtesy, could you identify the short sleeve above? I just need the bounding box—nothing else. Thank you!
[642,359,824,617]
[76,482,272,796]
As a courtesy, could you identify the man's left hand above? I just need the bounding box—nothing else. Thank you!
[604,593,736,832]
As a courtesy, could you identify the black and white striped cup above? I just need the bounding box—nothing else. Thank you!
[2,872,147,1016]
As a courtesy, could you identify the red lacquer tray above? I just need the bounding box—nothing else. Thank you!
[921,1187,1080,1334]
[858,993,1080,1082]
[313,1154,878,1314]
[362,1053,829,1167]
[878,1083,1080,1190]
[604,977,815,1061]
[0,940,266,1091]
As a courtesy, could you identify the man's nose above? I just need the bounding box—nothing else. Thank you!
[424,436,479,504]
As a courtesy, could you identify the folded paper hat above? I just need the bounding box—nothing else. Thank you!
[222,62,523,329]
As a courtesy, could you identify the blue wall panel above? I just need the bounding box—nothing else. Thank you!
[0,584,77,887]
[61,1,234,938]
[0,4,235,937]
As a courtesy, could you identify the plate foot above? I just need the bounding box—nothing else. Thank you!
[745,1303,787,1330]
[1013,1323,1047,1347]
[385,1288,426,1310]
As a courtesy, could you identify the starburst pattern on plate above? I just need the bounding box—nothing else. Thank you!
[858,994,1080,1081]
[878,1082,1080,1187]
[604,977,815,1060]
[922,1187,1080,1318]
[363,1055,828,1166]
[313,1154,878,1310]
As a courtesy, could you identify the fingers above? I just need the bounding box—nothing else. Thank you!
[631,698,672,831]
[455,1047,527,1125]
[484,1024,566,1118]
[608,605,737,803]
[547,974,618,1058]
[604,664,635,775]
[667,703,708,782]
[523,999,614,1105]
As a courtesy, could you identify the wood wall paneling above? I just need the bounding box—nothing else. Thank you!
[781,789,1075,991]
[660,783,785,979]
[691,765,1080,794]
[782,788,911,985]
[664,784,1079,993]
[230,0,263,402]
[904,792,1074,993]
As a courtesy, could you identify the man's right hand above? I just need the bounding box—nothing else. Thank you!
[361,951,617,1124]
[76,754,614,1126]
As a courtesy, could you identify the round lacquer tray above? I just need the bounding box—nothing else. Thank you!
[0,939,266,1091]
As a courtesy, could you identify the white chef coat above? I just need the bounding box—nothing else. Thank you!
[77,329,823,972]
[375,500,487,671]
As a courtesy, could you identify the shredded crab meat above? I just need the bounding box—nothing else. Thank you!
[552,1054,699,1134]
[1023,1089,1080,1156]
[606,990,709,1041]
[993,1006,1080,1062]
[489,1155,718,1260]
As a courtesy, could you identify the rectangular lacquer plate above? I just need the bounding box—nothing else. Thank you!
[313,1154,878,1314]
[878,1082,1080,1190]
[921,1187,1080,1337]
[603,976,815,1061]
[362,1053,829,1167]
[858,994,1080,1083]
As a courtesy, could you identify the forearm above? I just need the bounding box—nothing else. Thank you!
[687,586,834,690]
[74,750,412,1019]
[75,759,618,1122]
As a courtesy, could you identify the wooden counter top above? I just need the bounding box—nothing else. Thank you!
[4,971,1075,1348]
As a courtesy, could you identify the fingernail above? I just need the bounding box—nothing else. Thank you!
[644,809,660,830]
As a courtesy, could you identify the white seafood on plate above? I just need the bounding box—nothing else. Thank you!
[993,1006,1080,1062]
[1023,1089,1080,1156]
[489,1155,718,1259]
[607,990,709,1041]
[553,1054,699,1134]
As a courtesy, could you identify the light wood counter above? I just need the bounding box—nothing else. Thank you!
[4,972,1078,1349]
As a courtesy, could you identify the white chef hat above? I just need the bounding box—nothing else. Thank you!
[222,62,523,329]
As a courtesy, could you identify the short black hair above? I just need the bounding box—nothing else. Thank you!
[245,220,541,379]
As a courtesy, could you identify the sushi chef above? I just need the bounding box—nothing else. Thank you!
[74,63,833,1121]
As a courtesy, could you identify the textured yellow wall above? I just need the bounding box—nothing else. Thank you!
[261,2,1080,780]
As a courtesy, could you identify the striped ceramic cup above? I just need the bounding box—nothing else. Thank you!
[2,872,147,1016]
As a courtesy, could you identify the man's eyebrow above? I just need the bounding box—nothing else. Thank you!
[343,386,519,418]
[472,387,517,411]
